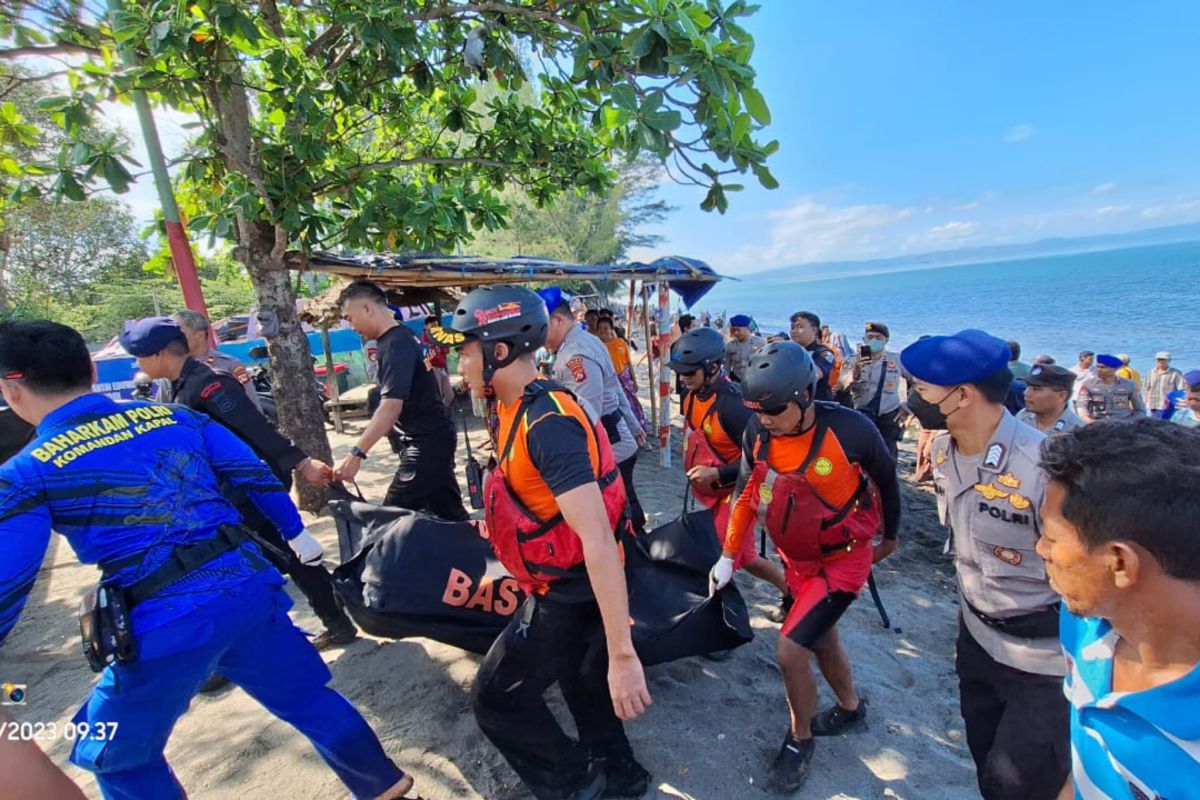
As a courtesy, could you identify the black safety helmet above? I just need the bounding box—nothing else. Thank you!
[448,284,548,381]
[667,327,725,374]
[741,341,818,411]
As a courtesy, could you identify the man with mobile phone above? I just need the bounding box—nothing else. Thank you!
[851,322,905,461]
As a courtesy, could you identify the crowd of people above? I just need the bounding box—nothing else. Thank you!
[0,283,1197,800]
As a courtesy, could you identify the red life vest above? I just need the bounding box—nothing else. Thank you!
[683,389,740,508]
[484,381,630,594]
[746,423,880,566]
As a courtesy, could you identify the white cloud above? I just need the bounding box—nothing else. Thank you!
[1090,182,1117,195]
[928,220,980,239]
[691,186,1200,276]
[719,198,919,270]
[1003,124,1034,143]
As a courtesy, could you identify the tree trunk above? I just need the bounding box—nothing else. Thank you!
[239,220,332,513]
[206,55,332,512]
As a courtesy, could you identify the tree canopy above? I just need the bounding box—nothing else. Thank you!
[1,0,776,507]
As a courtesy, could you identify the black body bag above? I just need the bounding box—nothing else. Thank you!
[328,490,752,664]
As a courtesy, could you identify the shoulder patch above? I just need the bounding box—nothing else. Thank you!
[565,356,587,383]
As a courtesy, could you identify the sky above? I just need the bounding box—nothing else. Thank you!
[84,2,1200,275]
[626,1,1200,274]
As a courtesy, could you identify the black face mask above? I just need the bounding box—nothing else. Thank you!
[907,386,957,430]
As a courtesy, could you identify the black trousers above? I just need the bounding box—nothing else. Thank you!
[618,452,646,533]
[863,409,901,462]
[473,596,629,800]
[383,428,468,522]
[239,500,355,635]
[956,620,1069,800]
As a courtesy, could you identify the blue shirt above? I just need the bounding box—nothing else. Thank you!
[1169,407,1199,427]
[1061,609,1200,800]
[0,394,303,651]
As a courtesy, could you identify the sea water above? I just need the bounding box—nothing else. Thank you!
[694,240,1200,372]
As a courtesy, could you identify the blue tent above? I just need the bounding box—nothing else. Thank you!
[305,252,724,309]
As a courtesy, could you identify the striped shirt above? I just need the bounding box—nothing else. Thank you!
[1062,610,1200,799]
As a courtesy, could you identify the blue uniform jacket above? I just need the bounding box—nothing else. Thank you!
[0,394,304,651]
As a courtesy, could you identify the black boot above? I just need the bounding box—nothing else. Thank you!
[311,624,358,651]
[811,697,868,736]
[597,750,650,798]
[767,732,814,794]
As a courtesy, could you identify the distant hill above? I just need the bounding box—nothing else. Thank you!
[746,222,1200,282]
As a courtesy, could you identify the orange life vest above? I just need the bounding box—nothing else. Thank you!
[484,381,630,594]
[683,388,741,508]
[744,423,880,565]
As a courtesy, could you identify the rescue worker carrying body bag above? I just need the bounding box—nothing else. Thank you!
[441,285,652,800]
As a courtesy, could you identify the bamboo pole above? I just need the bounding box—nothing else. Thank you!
[641,282,658,448]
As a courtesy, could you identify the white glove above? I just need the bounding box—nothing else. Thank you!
[289,529,325,566]
[708,556,735,596]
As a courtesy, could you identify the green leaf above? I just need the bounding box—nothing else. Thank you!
[102,157,134,193]
[752,161,779,189]
[732,113,750,143]
[741,86,771,125]
[611,84,637,111]
[52,171,86,202]
[35,96,71,112]
[641,107,681,132]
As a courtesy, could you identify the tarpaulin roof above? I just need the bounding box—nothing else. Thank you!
[305,252,724,309]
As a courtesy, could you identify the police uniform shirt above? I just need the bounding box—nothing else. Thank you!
[851,351,903,415]
[552,323,637,464]
[1015,406,1086,434]
[931,411,1063,677]
[723,334,766,381]
[170,357,306,484]
[204,348,261,410]
[1075,375,1145,421]
[376,323,451,437]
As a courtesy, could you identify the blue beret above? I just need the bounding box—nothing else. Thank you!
[729,314,752,328]
[900,329,1012,386]
[1096,354,1122,368]
[119,316,187,357]
[537,286,572,314]
[1184,369,1200,387]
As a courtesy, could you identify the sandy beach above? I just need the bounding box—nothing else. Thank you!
[11,394,982,799]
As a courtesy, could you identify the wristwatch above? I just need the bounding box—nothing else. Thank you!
[350,446,368,460]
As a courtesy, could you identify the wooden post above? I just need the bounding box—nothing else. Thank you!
[320,323,344,434]
[658,280,671,467]
[626,280,636,337]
